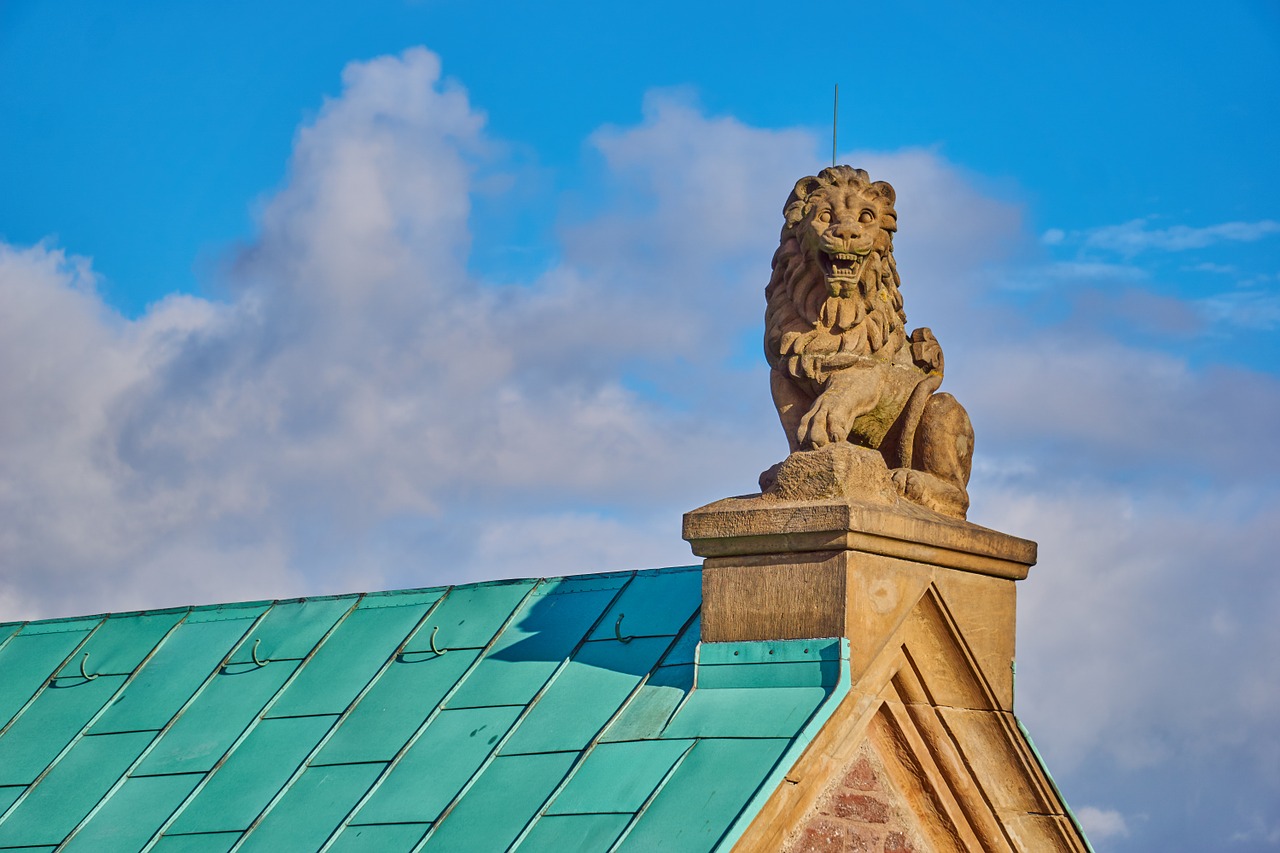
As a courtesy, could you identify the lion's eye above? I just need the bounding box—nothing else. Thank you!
[817,210,831,223]
[859,210,875,224]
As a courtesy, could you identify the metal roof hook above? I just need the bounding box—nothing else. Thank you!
[615,613,633,644]
[251,638,270,668]
[79,652,98,681]
[429,626,447,656]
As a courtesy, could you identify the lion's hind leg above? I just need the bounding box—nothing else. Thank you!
[914,393,973,490]
[891,392,973,518]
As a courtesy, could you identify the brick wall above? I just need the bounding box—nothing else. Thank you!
[784,742,929,853]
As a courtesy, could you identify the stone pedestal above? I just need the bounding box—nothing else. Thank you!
[683,494,1036,711]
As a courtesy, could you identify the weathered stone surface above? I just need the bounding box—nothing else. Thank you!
[701,551,846,643]
[684,494,1036,578]
[687,490,1034,680]
[763,166,973,518]
[698,550,1020,708]
[761,444,900,504]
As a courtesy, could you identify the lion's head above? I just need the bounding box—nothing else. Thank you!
[765,166,907,369]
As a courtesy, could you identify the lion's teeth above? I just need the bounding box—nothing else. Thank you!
[825,251,865,279]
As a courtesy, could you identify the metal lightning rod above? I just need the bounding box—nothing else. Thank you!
[832,84,838,167]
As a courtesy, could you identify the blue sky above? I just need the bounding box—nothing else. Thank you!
[6,1,1278,315]
[2,2,1278,851]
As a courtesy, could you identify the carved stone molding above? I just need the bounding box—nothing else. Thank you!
[731,585,1087,853]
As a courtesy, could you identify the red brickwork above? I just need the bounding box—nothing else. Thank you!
[785,744,928,853]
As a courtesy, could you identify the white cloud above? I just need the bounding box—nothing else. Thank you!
[1029,260,1150,283]
[1198,288,1280,330]
[959,337,1280,485]
[997,483,1280,761]
[1078,217,1280,256]
[0,51,794,620]
[1076,806,1130,840]
[1230,817,1280,846]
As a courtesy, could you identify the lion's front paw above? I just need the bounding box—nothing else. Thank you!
[797,396,857,449]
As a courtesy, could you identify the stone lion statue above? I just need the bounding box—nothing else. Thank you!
[761,166,973,518]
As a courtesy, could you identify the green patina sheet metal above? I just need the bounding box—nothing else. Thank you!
[0,566,849,852]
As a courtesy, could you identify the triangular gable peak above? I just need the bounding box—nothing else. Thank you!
[731,584,1087,852]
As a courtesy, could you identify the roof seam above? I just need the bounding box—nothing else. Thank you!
[315,579,543,853]
[142,594,366,852]
[125,604,278,848]
[711,638,853,853]
[606,739,699,853]
[0,616,107,746]
[5,618,103,635]
[0,620,112,832]
[8,569,704,631]
[650,610,702,671]
[235,589,451,848]
[0,624,22,658]
[662,646,704,722]
[37,610,192,851]
[575,607,702,753]
[507,604,702,851]
[63,607,267,851]
[419,573,638,853]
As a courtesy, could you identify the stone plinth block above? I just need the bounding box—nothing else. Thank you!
[684,494,1036,579]
[686,494,1036,707]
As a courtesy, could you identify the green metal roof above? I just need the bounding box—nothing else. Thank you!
[0,567,849,852]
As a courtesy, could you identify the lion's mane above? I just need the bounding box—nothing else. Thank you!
[764,167,908,382]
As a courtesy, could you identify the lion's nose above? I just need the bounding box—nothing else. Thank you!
[830,220,860,240]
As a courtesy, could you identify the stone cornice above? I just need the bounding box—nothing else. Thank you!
[684,495,1036,580]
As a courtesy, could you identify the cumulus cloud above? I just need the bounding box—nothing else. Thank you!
[962,339,1280,485]
[2,44,1277,853]
[0,51,795,620]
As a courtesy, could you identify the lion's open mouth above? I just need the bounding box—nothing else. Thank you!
[819,250,869,292]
